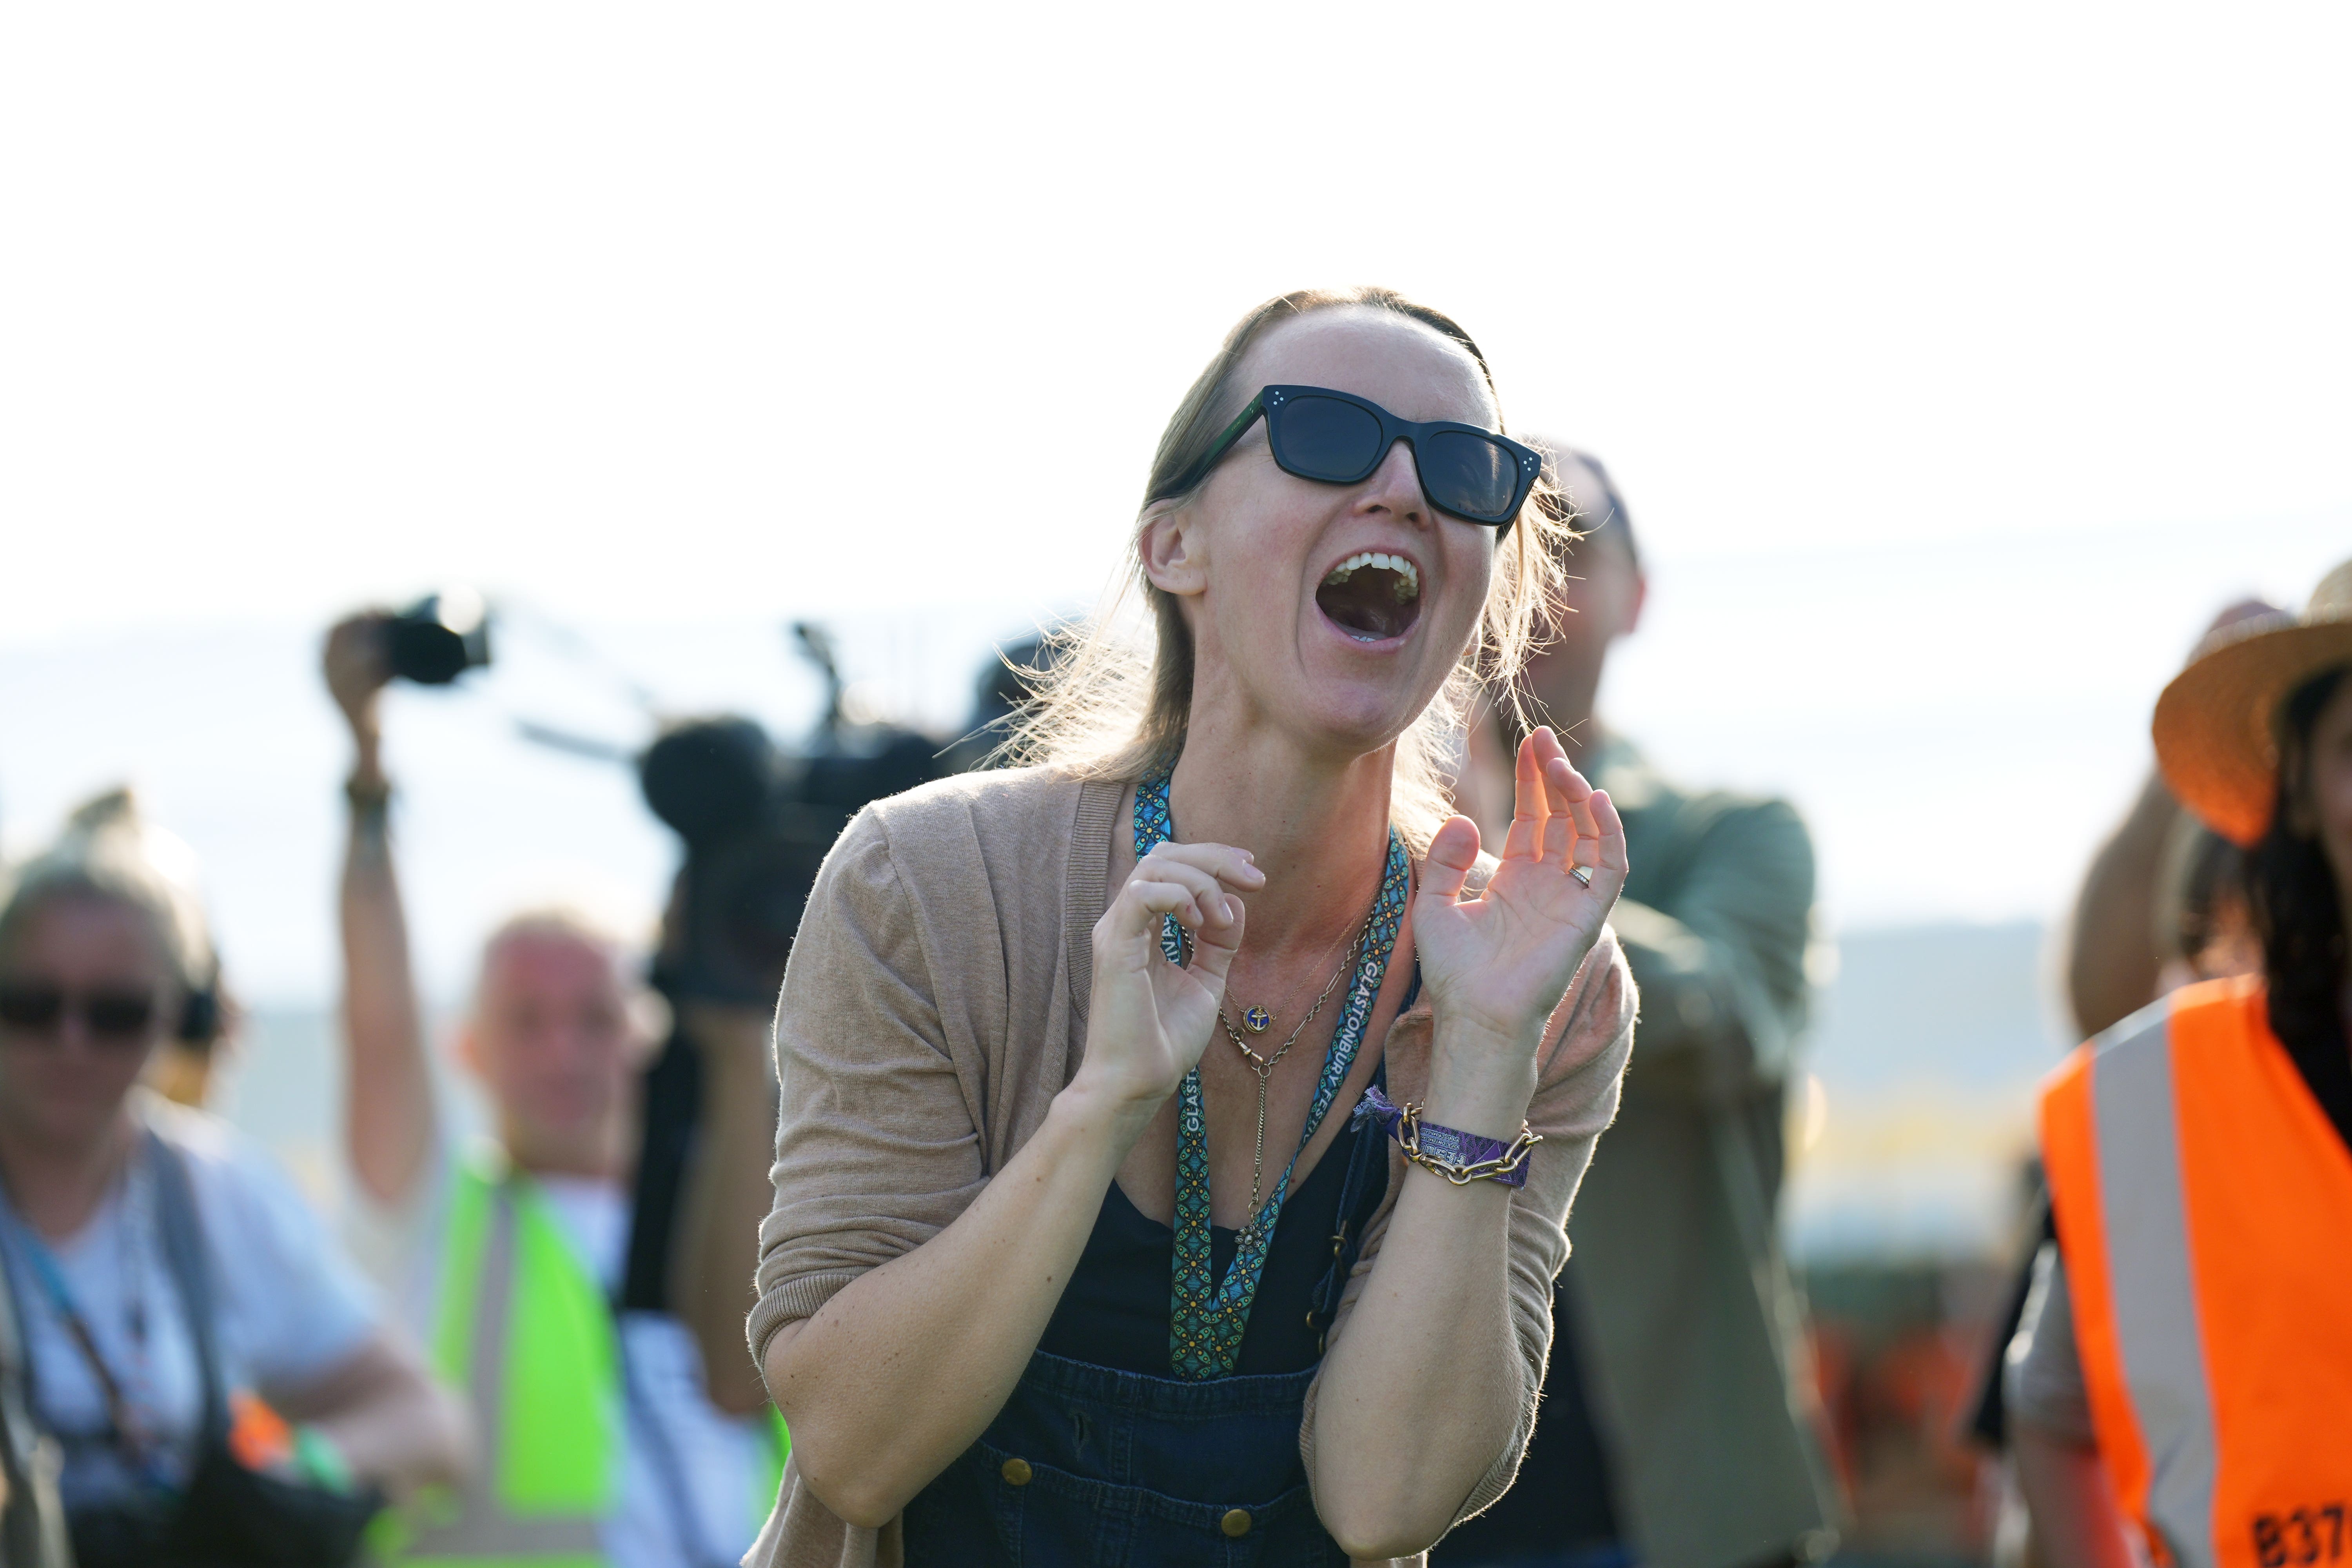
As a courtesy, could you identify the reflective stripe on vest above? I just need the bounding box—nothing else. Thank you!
[392,1161,619,1565]
[758,1406,790,1534]
[2040,977,2352,1568]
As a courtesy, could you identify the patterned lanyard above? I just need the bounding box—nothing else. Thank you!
[0,1150,171,1485]
[1133,766,1410,1380]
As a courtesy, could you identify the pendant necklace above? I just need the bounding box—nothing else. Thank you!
[1217,922,1365,1217]
[1231,912,1367,1036]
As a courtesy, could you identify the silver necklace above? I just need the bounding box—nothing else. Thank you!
[1215,921,1366,1216]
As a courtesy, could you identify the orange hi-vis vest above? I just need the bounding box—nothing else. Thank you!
[2040,976,2352,1568]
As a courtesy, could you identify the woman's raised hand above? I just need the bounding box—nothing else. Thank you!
[1080,839,1265,1118]
[1414,727,1628,1080]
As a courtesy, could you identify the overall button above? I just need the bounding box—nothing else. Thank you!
[1000,1457,1033,1486]
[1221,1508,1252,1538]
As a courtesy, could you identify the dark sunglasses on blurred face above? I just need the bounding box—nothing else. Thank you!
[0,983,160,1045]
[1164,385,1543,533]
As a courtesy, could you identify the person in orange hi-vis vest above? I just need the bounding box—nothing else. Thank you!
[2007,555,2352,1568]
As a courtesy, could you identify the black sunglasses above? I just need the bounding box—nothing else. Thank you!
[0,983,160,1045]
[1165,385,1543,532]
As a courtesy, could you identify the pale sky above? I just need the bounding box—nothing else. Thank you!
[4,3,2350,1001]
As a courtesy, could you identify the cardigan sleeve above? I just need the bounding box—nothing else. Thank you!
[1297,928,1638,1537]
[745,807,990,1368]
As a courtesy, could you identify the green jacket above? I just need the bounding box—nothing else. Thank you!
[1565,735,1843,1568]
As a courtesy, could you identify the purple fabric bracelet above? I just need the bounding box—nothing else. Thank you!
[1354,1084,1537,1188]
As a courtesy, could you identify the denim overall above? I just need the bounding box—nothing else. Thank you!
[902,1067,1396,1568]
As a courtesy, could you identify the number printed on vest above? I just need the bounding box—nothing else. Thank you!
[2254,1504,2348,1567]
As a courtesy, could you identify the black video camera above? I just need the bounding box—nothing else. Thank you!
[637,624,940,1005]
[620,624,942,1312]
[388,589,492,685]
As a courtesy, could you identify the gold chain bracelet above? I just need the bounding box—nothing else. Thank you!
[1392,1098,1543,1186]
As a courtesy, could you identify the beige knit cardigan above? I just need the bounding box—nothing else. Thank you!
[744,765,1635,1568]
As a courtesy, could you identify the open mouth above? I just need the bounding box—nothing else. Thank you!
[1316,551,1423,642]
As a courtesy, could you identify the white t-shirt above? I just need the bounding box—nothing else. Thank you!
[346,1139,771,1568]
[0,1096,381,1509]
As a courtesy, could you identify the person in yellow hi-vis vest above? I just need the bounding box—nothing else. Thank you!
[2008,557,2352,1568]
[323,614,788,1566]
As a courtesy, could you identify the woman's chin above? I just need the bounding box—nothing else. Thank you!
[4,1094,125,1154]
[1276,679,1432,761]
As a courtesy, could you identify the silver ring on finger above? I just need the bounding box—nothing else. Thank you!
[1570,865,1594,888]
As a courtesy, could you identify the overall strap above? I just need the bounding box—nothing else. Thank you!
[145,1130,229,1445]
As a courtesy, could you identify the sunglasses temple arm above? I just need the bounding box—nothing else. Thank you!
[1157,394,1267,503]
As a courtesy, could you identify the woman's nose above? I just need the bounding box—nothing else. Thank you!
[1358,439,1431,524]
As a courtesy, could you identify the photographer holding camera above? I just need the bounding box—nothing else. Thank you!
[322,610,784,1568]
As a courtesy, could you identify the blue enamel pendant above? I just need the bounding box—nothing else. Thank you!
[1241,1005,1272,1034]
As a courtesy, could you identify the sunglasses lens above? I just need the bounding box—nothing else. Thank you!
[84,993,158,1040]
[1274,394,1385,481]
[0,986,64,1032]
[1420,430,1520,523]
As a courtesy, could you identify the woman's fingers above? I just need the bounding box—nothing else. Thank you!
[1098,839,1264,972]
[1502,730,1547,863]
[1133,848,1247,926]
[1541,756,1601,868]
[1112,877,1218,942]
[1183,893,1245,987]
[1142,840,1264,894]
[1588,787,1629,874]
[1531,733,1596,869]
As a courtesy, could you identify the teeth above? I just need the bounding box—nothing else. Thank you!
[1323,551,1421,601]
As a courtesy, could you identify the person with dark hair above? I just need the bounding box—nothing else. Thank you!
[744,287,1637,1564]
[1445,448,1842,1568]
[1963,603,2276,1499]
[2007,557,2352,1565]
[0,791,466,1566]
[2060,599,2284,1042]
[943,632,1054,773]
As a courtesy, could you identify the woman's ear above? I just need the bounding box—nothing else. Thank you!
[1140,504,1209,599]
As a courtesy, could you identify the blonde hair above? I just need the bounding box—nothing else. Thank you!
[1002,286,1570,851]
[0,788,220,1004]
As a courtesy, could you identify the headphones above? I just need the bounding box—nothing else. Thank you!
[176,958,224,1050]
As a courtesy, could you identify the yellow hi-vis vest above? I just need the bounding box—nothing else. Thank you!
[2040,977,2352,1568]
[379,1159,789,1567]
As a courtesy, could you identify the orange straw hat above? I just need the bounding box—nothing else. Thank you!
[2153,556,2352,848]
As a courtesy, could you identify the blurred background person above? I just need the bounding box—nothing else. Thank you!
[940,632,1053,774]
[0,790,463,1566]
[324,612,783,1568]
[47,798,236,1114]
[1962,598,2284,1564]
[1444,448,1843,1568]
[2007,557,2352,1566]
[2062,597,2286,1041]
